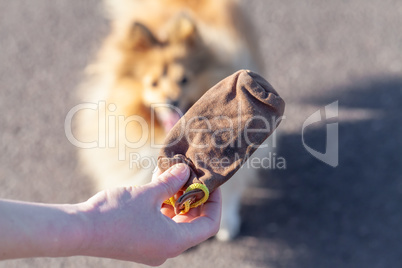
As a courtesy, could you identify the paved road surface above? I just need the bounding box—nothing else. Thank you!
[1,1,401,267]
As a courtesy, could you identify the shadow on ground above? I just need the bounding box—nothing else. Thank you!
[240,75,402,267]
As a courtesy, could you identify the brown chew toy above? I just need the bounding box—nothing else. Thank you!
[157,70,285,213]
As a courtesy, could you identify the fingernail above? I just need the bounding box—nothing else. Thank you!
[171,163,189,177]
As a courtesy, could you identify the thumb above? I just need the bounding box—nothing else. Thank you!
[149,163,190,204]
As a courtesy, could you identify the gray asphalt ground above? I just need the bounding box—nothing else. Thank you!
[1,0,401,267]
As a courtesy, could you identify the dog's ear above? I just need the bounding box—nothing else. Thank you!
[168,14,199,47]
[130,22,158,50]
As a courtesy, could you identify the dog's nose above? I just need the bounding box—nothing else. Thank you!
[167,99,180,107]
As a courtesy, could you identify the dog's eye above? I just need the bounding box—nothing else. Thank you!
[152,80,158,87]
[179,76,188,86]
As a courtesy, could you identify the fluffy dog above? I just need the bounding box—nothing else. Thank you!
[76,0,263,241]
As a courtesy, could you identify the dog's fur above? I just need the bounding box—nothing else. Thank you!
[76,0,264,241]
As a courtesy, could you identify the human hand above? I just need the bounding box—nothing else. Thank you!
[79,163,222,265]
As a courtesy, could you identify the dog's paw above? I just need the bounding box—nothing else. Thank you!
[216,213,241,241]
[216,228,235,241]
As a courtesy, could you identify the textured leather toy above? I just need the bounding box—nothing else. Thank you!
[158,70,285,213]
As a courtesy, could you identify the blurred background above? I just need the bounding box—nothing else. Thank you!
[0,0,401,267]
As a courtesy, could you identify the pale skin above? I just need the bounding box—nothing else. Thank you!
[0,163,222,266]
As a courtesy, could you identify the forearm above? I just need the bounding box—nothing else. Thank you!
[0,164,221,264]
[0,199,89,260]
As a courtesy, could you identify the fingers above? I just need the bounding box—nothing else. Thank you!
[151,167,162,182]
[149,165,221,248]
[160,205,176,219]
[148,163,190,205]
[175,188,222,246]
[195,187,222,227]
[201,187,222,221]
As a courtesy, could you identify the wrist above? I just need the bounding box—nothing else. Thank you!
[60,202,94,257]
[41,202,94,258]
